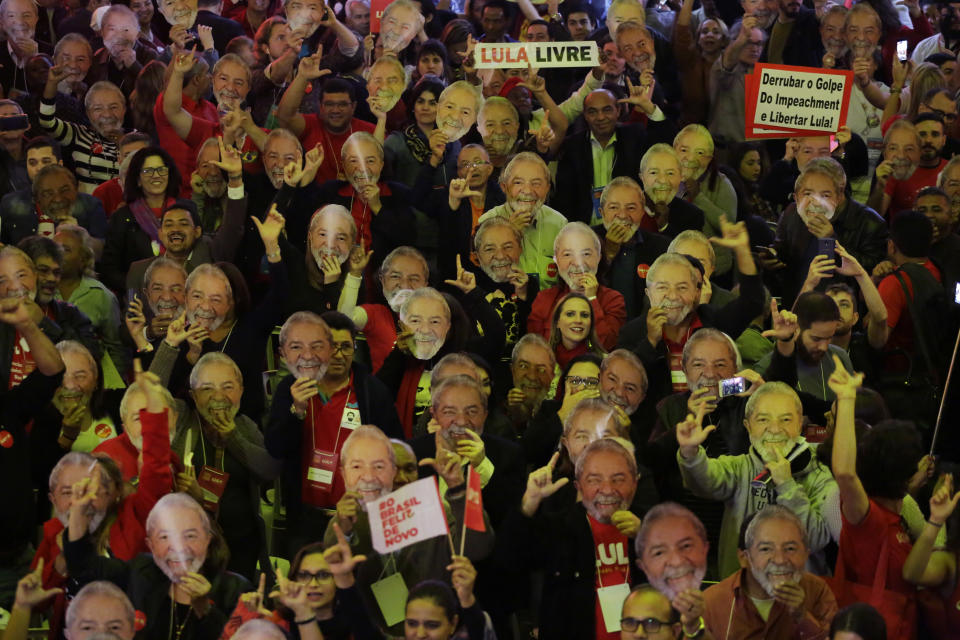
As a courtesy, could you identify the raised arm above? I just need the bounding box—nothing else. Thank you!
[163,48,199,141]
[902,474,960,587]
[276,51,330,137]
[827,354,869,525]
[722,16,756,71]
[836,243,889,349]
[0,299,63,376]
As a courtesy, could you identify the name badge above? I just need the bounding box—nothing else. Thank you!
[340,404,361,431]
[597,583,631,632]
[197,465,230,513]
[371,572,408,627]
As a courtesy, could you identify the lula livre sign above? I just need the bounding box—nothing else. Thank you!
[475,41,600,69]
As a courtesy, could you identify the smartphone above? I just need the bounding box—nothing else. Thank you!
[817,238,836,263]
[955,282,960,304]
[0,114,28,131]
[718,376,746,398]
[897,39,908,61]
[758,245,778,258]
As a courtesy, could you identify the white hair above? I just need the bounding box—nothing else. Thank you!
[188,352,243,390]
[308,204,357,240]
[145,492,212,537]
[233,620,287,640]
[553,221,601,257]
[66,581,134,632]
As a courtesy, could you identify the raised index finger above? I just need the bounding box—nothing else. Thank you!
[257,572,266,598]
[547,450,560,472]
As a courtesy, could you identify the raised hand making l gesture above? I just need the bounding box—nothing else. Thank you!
[762,298,799,344]
[676,402,715,460]
[443,255,477,294]
[521,452,570,516]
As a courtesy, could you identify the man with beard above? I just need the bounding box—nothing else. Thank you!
[598,348,655,452]
[668,230,735,307]
[125,141,246,291]
[325,424,492,633]
[917,87,960,154]
[7,579,137,640]
[164,352,280,580]
[554,89,674,225]
[594,177,670,317]
[64,490,249,640]
[0,0,51,97]
[756,292,855,404]
[314,131,416,269]
[638,144,705,240]
[284,204,357,316]
[163,51,266,180]
[267,311,401,554]
[1,160,107,248]
[773,158,888,304]
[504,332,555,429]
[508,437,641,639]
[676,380,836,579]
[635,503,711,638]
[527,222,626,350]
[759,133,843,214]
[39,75,124,194]
[434,80,483,148]
[278,74,377,185]
[877,114,948,219]
[476,97,521,174]
[819,4,847,68]
[0,245,100,387]
[617,216,764,403]
[366,55,409,132]
[762,0,821,67]
[127,257,187,354]
[378,0,424,57]
[478,152,567,287]
[282,0,361,73]
[88,5,158,95]
[32,375,175,621]
[702,505,837,638]
[709,19,765,145]
[916,184,960,299]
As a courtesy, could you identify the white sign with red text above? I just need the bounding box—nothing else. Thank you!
[367,477,449,554]
[475,41,600,69]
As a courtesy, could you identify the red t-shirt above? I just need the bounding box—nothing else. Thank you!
[663,314,704,393]
[838,499,914,596]
[588,514,631,640]
[878,260,941,355]
[885,159,947,219]
[92,178,125,218]
[154,92,220,184]
[185,116,265,176]
[300,116,376,184]
[299,376,358,509]
[361,303,398,373]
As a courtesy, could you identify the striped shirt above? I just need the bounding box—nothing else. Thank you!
[39,97,120,194]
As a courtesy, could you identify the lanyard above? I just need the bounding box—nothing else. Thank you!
[322,124,353,178]
[197,422,225,471]
[309,389,352,451]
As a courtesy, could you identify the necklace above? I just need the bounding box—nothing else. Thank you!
[168,598,191,640]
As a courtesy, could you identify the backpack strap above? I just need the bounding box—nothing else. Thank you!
[892,268,939,385]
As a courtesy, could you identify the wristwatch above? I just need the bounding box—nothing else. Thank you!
[683,617,706,639]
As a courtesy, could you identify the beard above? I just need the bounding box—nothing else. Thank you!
[647,182,676,205]
[154,548,205,583]
[628,52,655,72]
[93,115,123,139]
[198,398,238,426]
[410,331,445,360]
[797,195,836,222]
[287,12,319,37]
[106,38,135,57]
[481,258,516,283]
[560,265,592,292]
[215,88,242,109]
[437,116,471,142]
[849,38,876,59]
[507,195,544,218]
[4,286,35,300]
[681,159,705,182]
[56,503,107,533]
[385,287,414,313]
[187,308,225,332]
[441,423,470,448]
[267,165,285,189]
[583,491,627,523]
[688,375,720,396]
[286,357,328,381]
[751,432,798,462]
[371,89,401,112]
[750,562,803,597]
[649,562,707,600]
[483,133,516,156]
[824,37,847,57]
[380,28,412,53]
[657,300,694,326]
[311,245,350,267]
[201,174,226,198]
[601,387,639,416]
[351,479,389,505]
[149,297,183,319]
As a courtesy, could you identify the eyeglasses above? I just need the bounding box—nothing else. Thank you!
[924,105,958,123]
[620,617,674,633]
[331,342,355,354]
[295,570,333,583]
[141,166,170,177]
[566,376,599,388]
[458,160,489,170]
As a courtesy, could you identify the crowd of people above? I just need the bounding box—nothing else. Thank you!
[0,0,958,638]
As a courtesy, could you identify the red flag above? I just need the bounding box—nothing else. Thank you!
[464,465,485,532]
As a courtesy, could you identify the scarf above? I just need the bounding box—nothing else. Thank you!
[403,123,431,164]
[128,197,174,243]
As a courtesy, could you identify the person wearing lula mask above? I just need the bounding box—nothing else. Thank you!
[52,34,93,102]
[774,157,888,305]
[702,505,837,638]
[878,113,948,220]
[366,55,408,133]
[89,5,159,95]
[475,96,520,172]
[527,222,626,351]
[477,151,568,287]
[639,143,705,239]
[0,0,47,97]
[676,380,837,579]
[668,230,735,307]
[673,126,737,263]
[398,287,451,363]
[594,177,670,318]
[283,204,358,317]
[377,0,424,56]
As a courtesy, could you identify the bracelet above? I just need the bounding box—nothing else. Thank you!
[228,173,242,180]
[295,617,315,625]
[928,519,944,528]
[890,88,902,94]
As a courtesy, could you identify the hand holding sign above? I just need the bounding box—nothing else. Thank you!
[447,555,478,608]
[518,63,546,96]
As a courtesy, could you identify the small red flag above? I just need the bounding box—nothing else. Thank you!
[464,465,485,532]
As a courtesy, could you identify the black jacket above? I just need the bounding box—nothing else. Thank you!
[553,122,677,224]
[0,301,101,385]
[265,363,403,523]
[195,10,246,54]
[594,224,671,318]
[762,8,824,69]
[657,197,706,239]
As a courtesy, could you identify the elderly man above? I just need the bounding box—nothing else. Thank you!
[266,311,401,553]
[504,332,556,428]
[64,491,250,640]
[39,76,125,193]
[599,348,656,451]
[326,424,492,632]
[478,151,568,287]
[527,222,626,350]
[635,503,711,638]
[618,217,763,403]
[366,55,408,130]
[0,0,51,96]
[673,125,738,250]
[878,115,948,219]
[676,381,837,578]
[510,437,641,639]
[0,161,107,247]
[554,89,675,225]
[51,35,92,103]
[125,152,247,292]
[6,579,137,640]
[127,257,187,354]
[639,144,705,239]
[154,351,280,580]
[88,5,158,94]
[668,230,735,307]
[594,177,670,317]
[0,289,63,609]
[709,19,765,145]
[344,0,370,35]
[476,96,522,172]
[758,133,837,213]
[162,51,265,180]
[0,245,99,388]
[703,505,838,639]
[772,158,888,304]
